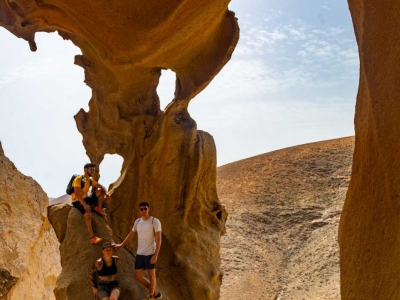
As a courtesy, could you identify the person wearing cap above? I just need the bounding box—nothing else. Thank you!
[89,242,121,300]
[71,163,109,244]
[114,202,162,300]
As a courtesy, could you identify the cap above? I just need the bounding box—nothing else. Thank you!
[102,242,113,249]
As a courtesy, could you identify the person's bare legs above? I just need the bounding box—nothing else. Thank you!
[110,289,120,300]
[135,269,159,296]
[148,269,157,296]
[84,211,95,237]
[95,189,105,208]
[135,269,150,288]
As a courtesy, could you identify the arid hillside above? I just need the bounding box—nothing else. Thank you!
[219,137,354,300]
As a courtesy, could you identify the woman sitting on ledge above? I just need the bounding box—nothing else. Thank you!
[89,242,121,300]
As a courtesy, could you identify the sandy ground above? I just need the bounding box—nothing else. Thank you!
[218,137,354,300]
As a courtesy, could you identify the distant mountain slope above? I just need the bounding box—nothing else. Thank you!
[218,137,354,300]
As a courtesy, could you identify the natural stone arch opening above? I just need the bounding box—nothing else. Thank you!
[156,69,176,111]
[0,28,93,198]
[97,153,124,190]
[0,1,239,299]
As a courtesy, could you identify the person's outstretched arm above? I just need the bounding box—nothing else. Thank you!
[113,231,136,250]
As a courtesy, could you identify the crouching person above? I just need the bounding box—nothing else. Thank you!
[89,242,121,300]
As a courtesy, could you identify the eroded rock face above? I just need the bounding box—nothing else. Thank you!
[0,142,61,299]
[338,1,400,298]
[0,1,238,299]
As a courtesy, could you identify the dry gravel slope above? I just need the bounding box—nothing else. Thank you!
[218,137,354,300]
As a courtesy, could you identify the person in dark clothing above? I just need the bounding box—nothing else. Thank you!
[89,242,121,300]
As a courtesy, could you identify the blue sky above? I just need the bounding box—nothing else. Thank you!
[0,0,358,197]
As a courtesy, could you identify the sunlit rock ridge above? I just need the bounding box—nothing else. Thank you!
[0,142,61,299]
[0,0,239,299]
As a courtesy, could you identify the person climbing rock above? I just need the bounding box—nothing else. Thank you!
[89,242,121,300]
[71,163,108,244]
[114,202,162,300]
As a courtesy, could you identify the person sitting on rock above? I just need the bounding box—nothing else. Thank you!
[89,242,121,300]
[71,162,108,244]
[114,202,162,300]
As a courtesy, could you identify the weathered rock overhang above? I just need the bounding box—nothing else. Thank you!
[1,0,238,299]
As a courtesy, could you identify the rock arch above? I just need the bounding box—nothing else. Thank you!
[0,0,238,299]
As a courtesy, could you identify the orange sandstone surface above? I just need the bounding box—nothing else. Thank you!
[0,0,238,299]
[339,1,400,299]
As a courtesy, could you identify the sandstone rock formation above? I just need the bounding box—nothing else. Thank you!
[0,141,61,300]
[338,1,400,299]
[219,137,354,300]
[0,1,238,299]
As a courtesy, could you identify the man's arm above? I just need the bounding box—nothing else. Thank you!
[92,180,107,193]
[150,231,162,264]
[113,230,136,250]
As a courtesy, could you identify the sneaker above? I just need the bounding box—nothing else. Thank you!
[141,295,155,300]
[154,292,162,299]
[93,206,107,216]
[90,236,102,244]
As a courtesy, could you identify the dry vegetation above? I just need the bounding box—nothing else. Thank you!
[218,137,354,300]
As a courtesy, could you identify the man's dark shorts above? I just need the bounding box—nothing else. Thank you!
[135,254,156,270]
[72,196,96,215]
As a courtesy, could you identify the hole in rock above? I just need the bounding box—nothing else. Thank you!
[156,69,176,111]
[0,29,92,199]
[98,154,124,190]
[216,211,223,220]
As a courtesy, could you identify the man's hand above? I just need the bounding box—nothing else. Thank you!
[84,204,91,214]
[92,286,99,298]
[113,244,122,251]
[150,254,158,264]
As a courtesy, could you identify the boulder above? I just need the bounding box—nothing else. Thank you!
[0,141,61,299]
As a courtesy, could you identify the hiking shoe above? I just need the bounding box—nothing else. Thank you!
[90,236,102,244]
[154,292,162,299]
[93,206,107,216]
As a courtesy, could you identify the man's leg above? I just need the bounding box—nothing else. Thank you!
[147,269,157,296]
[135,269,150,289]
[95,189,104,208]
[91,191,106,216]
[83,211,95,237]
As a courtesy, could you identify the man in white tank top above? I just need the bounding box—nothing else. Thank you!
[114,202,162,300]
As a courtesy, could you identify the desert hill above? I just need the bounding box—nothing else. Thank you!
[219,136,354,300]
